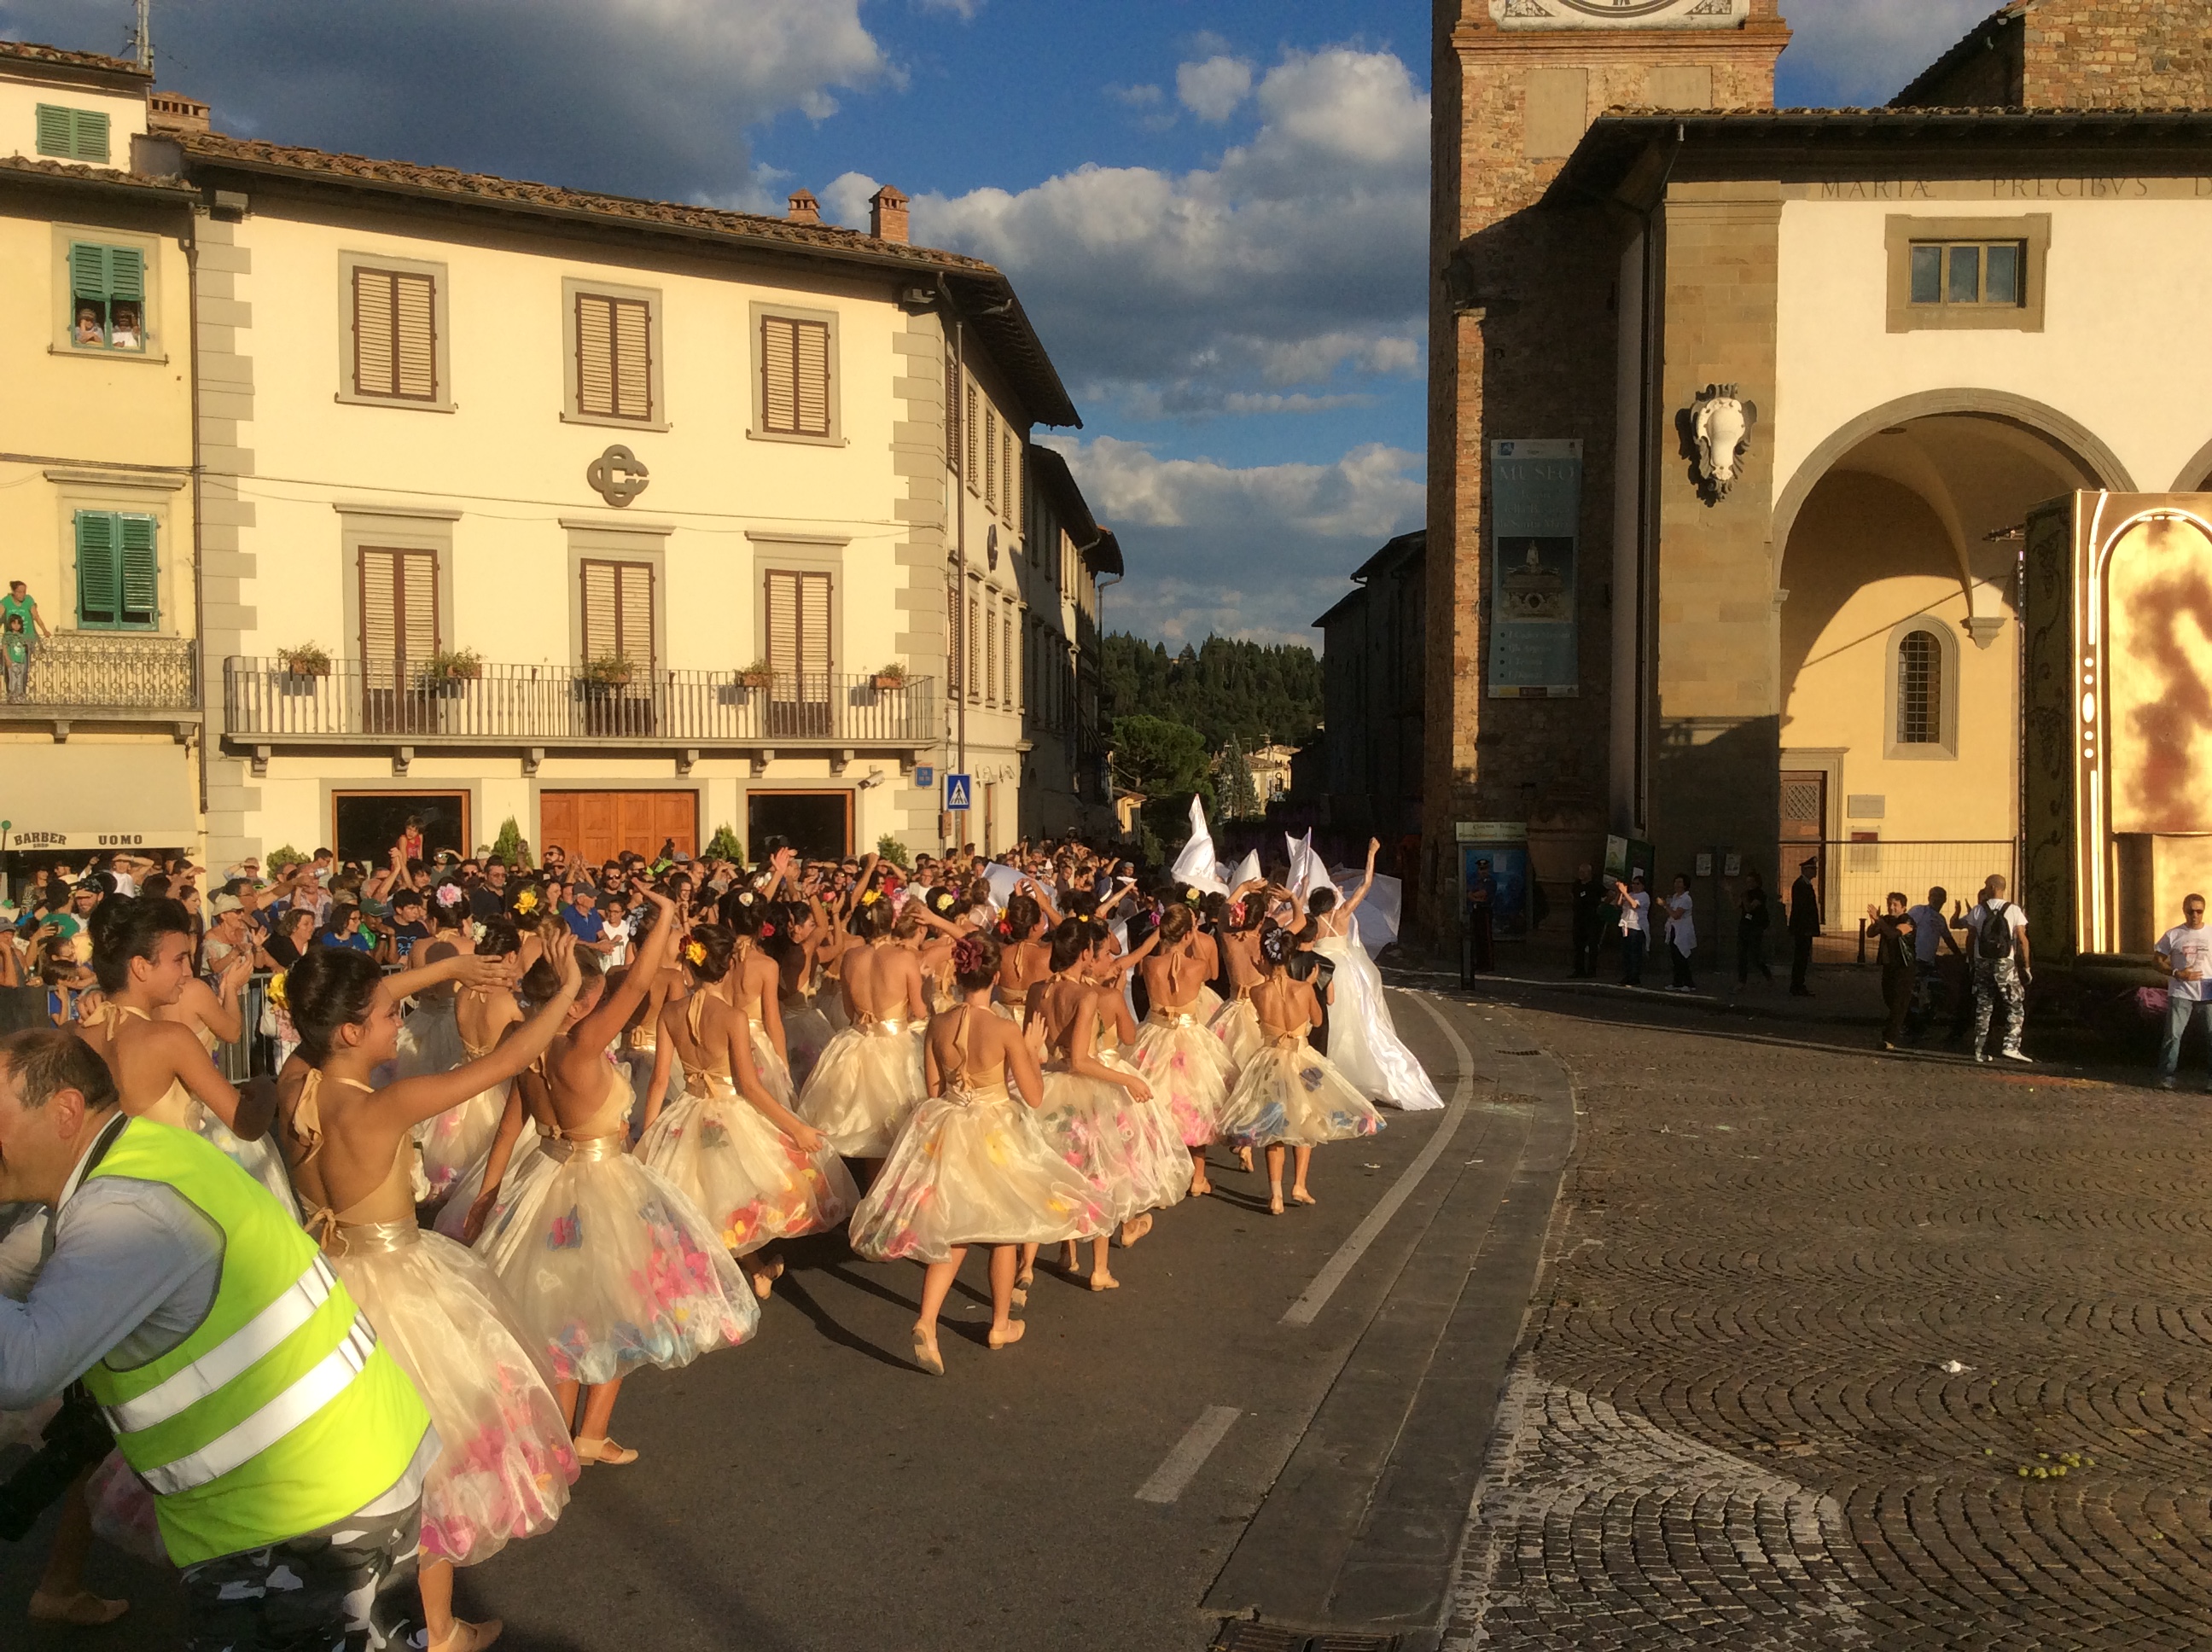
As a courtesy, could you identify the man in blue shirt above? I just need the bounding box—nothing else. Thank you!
[562,883,615,957]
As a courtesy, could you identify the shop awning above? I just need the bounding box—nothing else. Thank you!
[0,742,200,853]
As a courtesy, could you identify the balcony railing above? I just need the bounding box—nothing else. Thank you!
[223,659,937,750]
[2,631,198,716]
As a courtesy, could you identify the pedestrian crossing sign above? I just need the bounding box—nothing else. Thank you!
[946,772,973,811]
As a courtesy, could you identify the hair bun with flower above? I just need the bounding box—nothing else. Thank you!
[470,920,488,945]
[512,887,539,916]
[737,891,755,907]
[436,883,464,909]
[952,934,987,975]
[859,889,882,907]
[760,921,777,939]
[684,939,708,967]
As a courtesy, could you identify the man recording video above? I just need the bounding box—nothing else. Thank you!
[0,1030,434,1649]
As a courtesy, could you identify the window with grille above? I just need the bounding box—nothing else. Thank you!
[967,591,980,701]
[765,570,832,683]
[947,583,961,691]
[1895,629,1941,744]
[359,547,439,688]
[1002,429,1016,522]
[985,602,998,705]
[575,292,653,421]
[760,314,832,437]
[36,104,109,163]
[67,242,145,353]
[1003,606,1016,707]
[352,266,439,401]
[580,559,654,672]
[1908,240,2026,309]
[74,511,157,630]
[965,383,981,493]
[984,408,999,511]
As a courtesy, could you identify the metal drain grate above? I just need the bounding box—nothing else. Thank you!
[1496,1047,1541,1056]
[1213,1624,1401,1652]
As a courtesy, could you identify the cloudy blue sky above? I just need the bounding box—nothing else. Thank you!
[9,0,1997,645]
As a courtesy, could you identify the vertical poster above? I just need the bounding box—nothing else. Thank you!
[1488,439,1582,697]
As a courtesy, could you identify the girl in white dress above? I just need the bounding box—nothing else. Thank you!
[1308,840,1445,1112]
[795,885,929,1165]
[1130,904,1239,1197]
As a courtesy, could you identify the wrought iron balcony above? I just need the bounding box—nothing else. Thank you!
[0,631,200,737]
[222,659,938,770]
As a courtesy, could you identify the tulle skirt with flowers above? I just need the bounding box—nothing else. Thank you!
[1130,1014,1239,1148]
[637,1082,859,1255]
[332,1221,578,1567]
[848,1089,1107,1264]
[1035,1056,1190,1226]
[1211,995,1264,1071]
[434,1128,542,1242]
[1217,1041,1386,1149]
[416,1081,509,1202]
[795,1024,928,1159]
[476,1138,760,1387]
[783,1001,837,1092]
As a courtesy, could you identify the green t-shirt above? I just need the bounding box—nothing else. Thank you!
[0,593,34,631]
[2,631,26,667]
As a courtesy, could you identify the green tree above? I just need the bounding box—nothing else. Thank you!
[875,834,912,870]
[1099,631,1322,753]
[705,823,744,863]
[1222,736,1259,819]
[492,817,526,865]
[1110,714,1213,804]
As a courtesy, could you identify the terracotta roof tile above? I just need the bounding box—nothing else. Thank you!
[0,152,192,194]
[0,38,150,79]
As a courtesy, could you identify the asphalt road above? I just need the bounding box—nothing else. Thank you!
[7,992,1521,1652]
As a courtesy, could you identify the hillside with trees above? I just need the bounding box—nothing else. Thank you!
[1100,633,1322,753]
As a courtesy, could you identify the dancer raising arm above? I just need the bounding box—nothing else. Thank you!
[848,932,1103,1374]
[1308,840,1444,1111]
[1131,904,1239,1198]
[280,936,587,1652]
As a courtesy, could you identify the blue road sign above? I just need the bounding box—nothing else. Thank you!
[946,772,973,811]
[915,765,934,789]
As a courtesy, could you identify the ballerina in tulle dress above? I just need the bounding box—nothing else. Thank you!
[76,895,292,1214]
[637,924,858,1298]
[1025,917,1183,1294]
[1216,922,1385,1214]
[1308,840,1444,1111]
[795,883,929,1165]
[992,890,1054,1027]
[1131,904,1240,1198]
[848,931,1104,1374]
[279,939,588,1652]
[473,891,760,1467]
[769,900,838,1090]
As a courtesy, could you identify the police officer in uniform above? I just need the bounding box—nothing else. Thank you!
[0,1029,433,1650]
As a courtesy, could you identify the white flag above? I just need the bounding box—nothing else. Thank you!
[1172,797,1227,894]
[1284,829,1323,902]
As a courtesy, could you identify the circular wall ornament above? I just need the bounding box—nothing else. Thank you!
[585,445,649,508]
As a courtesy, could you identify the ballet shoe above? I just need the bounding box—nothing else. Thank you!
[1009,1283,1028,1309]
[573,1436,638,1466]
[911,1328,945,1376]
[1089,1271,1120,1292]
[987,1320,1027,1349]
[1291,1189,1317,1207]
[749,1268,776,1301]
[1015,1263,1036,1291]
[1237,1147,1254,1172]
[1118,1213,1153,1246]
[1268,1192,1285,1215]
[29,1591,129,1627]
[428,1618,504,1652]
[1190,1178,1214,1197]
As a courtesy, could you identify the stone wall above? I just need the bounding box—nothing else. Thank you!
[2021,0,2212,108]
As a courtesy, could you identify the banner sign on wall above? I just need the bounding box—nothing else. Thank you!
[1488,439,1582,698]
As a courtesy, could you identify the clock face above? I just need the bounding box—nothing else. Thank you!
[1493,0,1748,27]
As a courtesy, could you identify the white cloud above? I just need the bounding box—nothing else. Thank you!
[1046,435,1424,643]
[914,46,1429,422]
[820,169,882,230]
[914,0,985,18]
[1106,82,1167,108]
[1176,55,1254,123]
[1776,0,1996,107]
[0,0,887,201]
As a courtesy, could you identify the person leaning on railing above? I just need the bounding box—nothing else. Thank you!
[0,1029,435,1649]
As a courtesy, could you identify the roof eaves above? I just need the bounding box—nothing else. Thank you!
[0,154,195,201]
[0,38,151,85]
[1313,586,1369,630]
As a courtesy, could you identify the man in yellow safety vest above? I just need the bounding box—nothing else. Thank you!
[0,1028,433,1649]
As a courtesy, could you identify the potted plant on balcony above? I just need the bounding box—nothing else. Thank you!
[419,648,483,698]
[871,661,907,690]
[578,654,634,700]
[277,643,329,696]
[737,659,773,690]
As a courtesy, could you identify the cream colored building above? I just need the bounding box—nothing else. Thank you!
[1018,447,1120,841]
[156,135,1080,870]
[0,41,202,878]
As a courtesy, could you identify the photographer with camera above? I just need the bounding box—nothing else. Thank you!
[0,1028,434,1649]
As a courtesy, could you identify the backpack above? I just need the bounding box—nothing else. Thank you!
[1975,902,2015,962]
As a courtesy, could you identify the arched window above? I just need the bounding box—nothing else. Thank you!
[1895,629,1942,745]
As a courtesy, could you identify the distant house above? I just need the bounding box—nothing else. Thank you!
[1245,743,1299,806]
[1313,531,1424,843]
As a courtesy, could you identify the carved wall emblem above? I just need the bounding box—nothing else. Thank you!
[586,445,649,508]
[1690,384,1757,502]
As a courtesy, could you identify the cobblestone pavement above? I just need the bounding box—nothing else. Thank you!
[1443,998,2212,1649]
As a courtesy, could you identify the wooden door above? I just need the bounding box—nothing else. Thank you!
[1778,769,1828,916]
[538,790,696,869]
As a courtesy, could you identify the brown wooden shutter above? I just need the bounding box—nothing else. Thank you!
[965,382,980,489]
[580,559,654,669]
[967,591,979,699]
[765,569,831,679]
[985,601,998,704]
[760,316,831,437]
[576,293,652,420]
[947,583,960,691]
[352,268,437,400]
[360,547,438,686]
[984,408,998,510]
[946,362,962,478]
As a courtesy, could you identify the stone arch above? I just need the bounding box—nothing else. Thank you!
[1772,389,2138,561]
[2170,433,2212,493]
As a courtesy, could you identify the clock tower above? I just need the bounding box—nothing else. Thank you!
[1421,0,1789,934]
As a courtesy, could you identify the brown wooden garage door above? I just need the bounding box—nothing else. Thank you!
[538,791,697,870]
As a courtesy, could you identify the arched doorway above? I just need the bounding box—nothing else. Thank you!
[1774,403,2113,923]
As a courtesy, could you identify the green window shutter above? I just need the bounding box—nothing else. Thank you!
[105,247,144,303]
[36,105,73,157]
[69,243,108,300]
[76,511,120,628]
[72,109,111,162]
[119,515,159,628]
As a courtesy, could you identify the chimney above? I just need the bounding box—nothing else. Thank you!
[870,183,910,245]
[146,90,210,134]
[785,188,821,225]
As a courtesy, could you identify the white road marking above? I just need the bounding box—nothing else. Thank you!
[1279,993,1478,1329]
[1135,1405,1243,1504]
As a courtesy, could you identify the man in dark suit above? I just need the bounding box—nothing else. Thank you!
[1569,862,1606,978]
[1788,855,1822,997]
